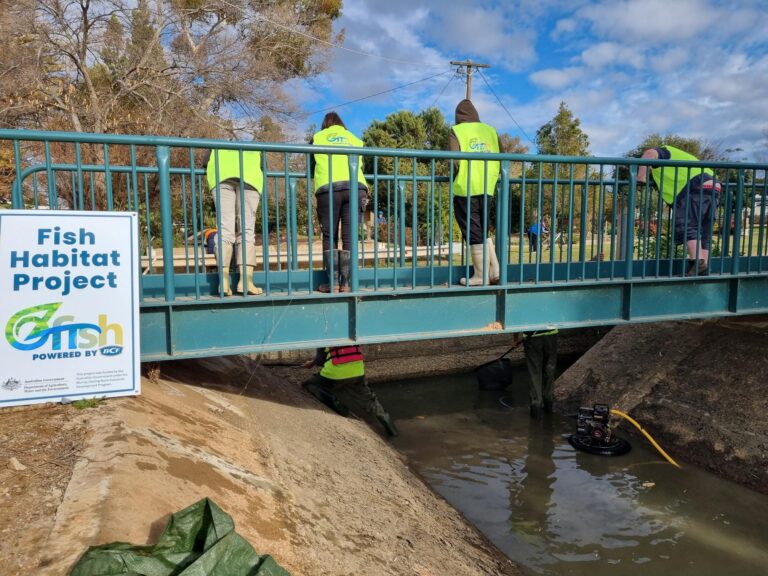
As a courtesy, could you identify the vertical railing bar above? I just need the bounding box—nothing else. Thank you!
[260,149,270,295]
[180,174,190,274]
[498,160,510,286]
[73,142,84,210]
[373,157,380,290]
[411,159,417,290]
[580,166,589,281]
[448,160,454,283]
[519,164,527,284]
[349,152,360,292]
[306,152,315,292]
[44,141,58,208]
[213,149,224,298]
[188,149,201,300]
[156,145,176,303]
[104,143,114,211]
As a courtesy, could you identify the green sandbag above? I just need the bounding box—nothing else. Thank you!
[69,498,290,576]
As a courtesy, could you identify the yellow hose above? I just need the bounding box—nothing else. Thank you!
[610,409,681,468]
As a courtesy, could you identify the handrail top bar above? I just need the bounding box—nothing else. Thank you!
[1,128,765,170]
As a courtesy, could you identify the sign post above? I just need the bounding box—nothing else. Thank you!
[0,210,140,407]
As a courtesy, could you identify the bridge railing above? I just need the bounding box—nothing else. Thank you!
[3,130,767,305]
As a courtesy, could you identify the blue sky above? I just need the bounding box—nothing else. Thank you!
[287,0,768,161]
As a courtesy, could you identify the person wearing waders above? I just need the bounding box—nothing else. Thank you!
[302,346,399,437]
[513,330,559,418]
[637,145,721,276]
[448,99,502,286]
[310,112,370,292]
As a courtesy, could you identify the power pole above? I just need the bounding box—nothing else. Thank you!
[450,59,490,100]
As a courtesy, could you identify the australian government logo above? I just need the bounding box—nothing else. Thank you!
[2,377,21,391]
[5,302,124,361]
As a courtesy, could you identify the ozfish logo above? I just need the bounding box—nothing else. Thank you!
[5,302,124,360]
[327,134,349,144]
[469,138,488,152]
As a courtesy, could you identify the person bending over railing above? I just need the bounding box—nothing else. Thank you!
[637,145,721,277]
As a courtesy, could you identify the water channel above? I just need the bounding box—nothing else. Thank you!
[374,366,768,576]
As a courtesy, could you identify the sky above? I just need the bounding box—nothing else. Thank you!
[288,0,768,161]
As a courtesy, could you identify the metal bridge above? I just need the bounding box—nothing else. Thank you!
[3,130,767,361]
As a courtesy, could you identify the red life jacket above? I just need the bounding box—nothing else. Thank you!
[328,346,363,365]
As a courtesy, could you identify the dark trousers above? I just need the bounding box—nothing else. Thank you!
[673,186,719,250]
[316,188,368,252]
[302,373,387,420]
[522,334,558,408]
[453,195,494,245]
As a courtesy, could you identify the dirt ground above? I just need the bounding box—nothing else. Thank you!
[555,317,768,495]
[0,404,90,573]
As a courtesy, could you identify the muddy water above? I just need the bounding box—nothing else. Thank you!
[374,368,768,576]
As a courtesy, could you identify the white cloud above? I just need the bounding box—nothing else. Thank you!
[530,67,584,90]
[581,42,644,69]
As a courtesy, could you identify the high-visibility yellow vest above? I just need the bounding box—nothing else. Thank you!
[452,122,500,197]
[319,346,365,380]
[206,149,263,192]
[312,127,368,193]
[651,145,714,205]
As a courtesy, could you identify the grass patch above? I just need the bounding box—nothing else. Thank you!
[71,397,105,409]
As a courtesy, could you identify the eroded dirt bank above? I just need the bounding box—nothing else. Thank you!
[555,317,768,495]
[2,354,521,576]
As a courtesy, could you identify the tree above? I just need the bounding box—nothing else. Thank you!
[535,102,590,158]
[362,108,452,242]
[531,102,591,232]
[20,0,343,136]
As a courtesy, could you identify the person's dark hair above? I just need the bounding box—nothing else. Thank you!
[321,112,346,130]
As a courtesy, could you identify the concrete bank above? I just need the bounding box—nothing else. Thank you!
[28,355,521,576]
[555,317,768,495]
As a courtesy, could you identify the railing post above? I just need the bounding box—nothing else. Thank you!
[497,160,510,284]
[156,145,176,302]
[289,178,298,271]
[398,181,406,267]
[731,170,745,275]
[348,154,360,291]
[624,165,638,279]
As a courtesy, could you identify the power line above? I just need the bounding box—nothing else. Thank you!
[477,69,535,147]
[430,70,459,109]
[253,13,444,70]
[301,70,452,118]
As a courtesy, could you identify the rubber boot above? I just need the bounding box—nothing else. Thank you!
[318,250,340,293]
[217,244,233,296]
[238,265,263,295]
[338,249,351,292]
[459,244,487,286]
[487,237,500,285]
[378,414,399,437]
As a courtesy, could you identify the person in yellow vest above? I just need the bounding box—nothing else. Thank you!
[205,146,264,296]
[311,112,369,292]
[302,346,398,437]
[449,99,502,286]
[513,329,559,418]
[637,145,721,276]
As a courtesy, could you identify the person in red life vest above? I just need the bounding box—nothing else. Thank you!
[302,346,398,437]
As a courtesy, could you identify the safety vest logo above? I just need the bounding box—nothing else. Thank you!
[5,302,123,359]
[327,134,349,145]
[469,138,488,152]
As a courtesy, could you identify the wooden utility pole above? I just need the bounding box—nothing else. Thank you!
[450,59,490,100]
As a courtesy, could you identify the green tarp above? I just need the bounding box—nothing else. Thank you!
[69,498,290,576]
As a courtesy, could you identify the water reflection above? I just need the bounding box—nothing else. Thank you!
[377,371,768,576]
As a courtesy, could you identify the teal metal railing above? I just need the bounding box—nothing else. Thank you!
[4,129,768,307]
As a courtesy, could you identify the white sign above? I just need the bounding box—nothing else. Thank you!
[0,210,140,407]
